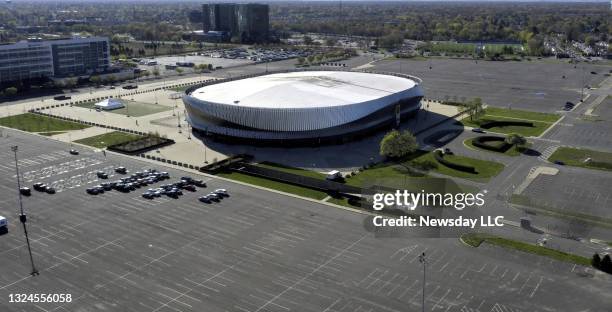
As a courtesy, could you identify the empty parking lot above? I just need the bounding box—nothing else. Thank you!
[0,130,611,311]
[373,58,607,113]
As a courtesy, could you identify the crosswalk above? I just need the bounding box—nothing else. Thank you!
[538,145,559,162]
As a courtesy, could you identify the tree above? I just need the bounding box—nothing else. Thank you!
[65,78,78,90]
[4,87,17,96]
[175,67,184,75]
[380,129,418,159]
[505,133,527,147]
[152,67,160,78]
[466,97,484,121]
[90,75,101,86]
[592,253,601,269]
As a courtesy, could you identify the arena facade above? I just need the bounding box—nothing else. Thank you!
[183,70,424,145]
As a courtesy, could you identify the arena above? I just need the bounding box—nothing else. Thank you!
[183,70,424,145]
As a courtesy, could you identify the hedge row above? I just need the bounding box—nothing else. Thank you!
[472,136,513,153]
[433,150,477,174]
[480,120,533,129]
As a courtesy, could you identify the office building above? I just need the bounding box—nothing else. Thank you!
[0,36,109,85]
[201,3,269,43]
[237,3,269,43]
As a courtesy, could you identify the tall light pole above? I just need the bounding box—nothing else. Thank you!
[418,252,427,312]
[11,146,39,276]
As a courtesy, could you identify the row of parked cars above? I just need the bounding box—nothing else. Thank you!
[86,167,170,195]
[141,176,207,199]
[19,182,56,196]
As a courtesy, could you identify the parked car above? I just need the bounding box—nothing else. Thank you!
[0,216,7,234]
[44,187,56,194]
[69,149,79,155]
[214,189,229,197]
[554,160,565,165]
[100,182,113,191]
[193,180,206,187]
[198,196,212,203]
[20,187,31,196]
[33,182,46,191]
[96,171,108,179]
[471,128,485,133]
[115,167,127,174]
[183,185,197,192]
[86,187,99,195]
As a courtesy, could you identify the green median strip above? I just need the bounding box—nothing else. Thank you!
[484,107,560,123]
[461,107,560,137]
[217,171,328,200]
[256,161,327,180]
[548,147,612,172]
[461,233,590,266]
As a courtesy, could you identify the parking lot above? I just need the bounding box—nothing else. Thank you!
[522,168,612,219]
[544,96,612,152]
[0,130,611,311]
[373,58,608,113]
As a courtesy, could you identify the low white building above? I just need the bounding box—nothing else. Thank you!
[94,98,124,110]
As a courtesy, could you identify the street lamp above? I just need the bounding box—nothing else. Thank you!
[11,146,39,276]
[418,252,427,312]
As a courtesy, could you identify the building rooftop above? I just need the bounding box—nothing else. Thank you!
[190,71,417,109]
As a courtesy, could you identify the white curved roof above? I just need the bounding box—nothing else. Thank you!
[190,71,416,109]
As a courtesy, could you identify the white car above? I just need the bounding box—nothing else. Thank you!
[214,189,229,196]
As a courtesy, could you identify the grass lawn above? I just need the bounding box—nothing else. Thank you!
[461,233,590,266]
[484,107,560,123]
[256,162,327,180]
[74,131,142,149]
[416,152,504,181]
[461,107,560,137]
[548,147,612,171]
[75,100,172,117]
[464,138,529,157]
[345,151,504,187]
[344,162,427,189]
[0,113,89,132]
[217,171,328,200]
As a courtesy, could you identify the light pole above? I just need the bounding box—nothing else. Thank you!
[11,146,39,276]
[418,252,427,312]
